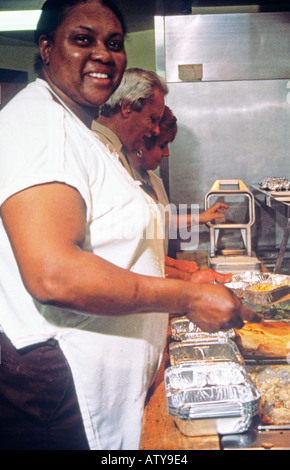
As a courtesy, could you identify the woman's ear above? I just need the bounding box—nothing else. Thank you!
[38,34,53,65]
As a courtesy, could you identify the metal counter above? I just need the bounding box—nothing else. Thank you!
[221,428,290,450]
[251,184,290,273]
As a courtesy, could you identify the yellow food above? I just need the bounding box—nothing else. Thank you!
[249,280,290,292]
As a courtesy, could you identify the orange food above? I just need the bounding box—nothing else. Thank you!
[235,322,290,358]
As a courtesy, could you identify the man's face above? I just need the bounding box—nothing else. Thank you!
[125,87,165,153]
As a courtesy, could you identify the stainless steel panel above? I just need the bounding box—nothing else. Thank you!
[166,79,290,207]
[160,13,290,82]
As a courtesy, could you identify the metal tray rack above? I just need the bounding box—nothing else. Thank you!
[205,180,261,273]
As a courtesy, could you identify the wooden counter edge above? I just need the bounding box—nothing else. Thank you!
[139,378,220,451]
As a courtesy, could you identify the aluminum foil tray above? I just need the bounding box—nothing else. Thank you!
[260,177,290,191]
[165,362,260,436]
[170,316,235,343]
[244,275,290,306]
[169,340,245,367]
[225,271,271,298]
[225,272,290,305]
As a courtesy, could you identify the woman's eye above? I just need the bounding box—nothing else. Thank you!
[106,39,124,51]
[75,35,93,45]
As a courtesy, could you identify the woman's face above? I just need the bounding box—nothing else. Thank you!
[39,0,127,122]
[141,135,170,171]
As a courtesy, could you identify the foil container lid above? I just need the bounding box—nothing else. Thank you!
[260,177,290,191]
[169,340,245,367]
[165,362,260,420]
[170,316,235,342]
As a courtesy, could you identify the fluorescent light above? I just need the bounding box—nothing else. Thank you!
[0,10,41,32]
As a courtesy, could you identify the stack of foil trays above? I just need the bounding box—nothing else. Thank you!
[165,317,260,436]
[170,315,236,343]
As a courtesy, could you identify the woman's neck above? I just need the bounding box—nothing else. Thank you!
[40,72,98,128]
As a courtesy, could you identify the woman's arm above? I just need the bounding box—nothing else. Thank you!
[173,203,229,229]
[1,183,261,332]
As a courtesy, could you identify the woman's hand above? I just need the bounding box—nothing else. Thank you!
[198,203,229,224]
[165,256,199,273]
[184,282,263,333]
[190,268,232,284]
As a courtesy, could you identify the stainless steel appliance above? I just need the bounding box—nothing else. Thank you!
[155,12,290,253]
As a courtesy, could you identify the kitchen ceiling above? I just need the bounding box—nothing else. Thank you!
[0,0,156,45]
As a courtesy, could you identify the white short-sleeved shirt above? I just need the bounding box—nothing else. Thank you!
[0,79,168,450]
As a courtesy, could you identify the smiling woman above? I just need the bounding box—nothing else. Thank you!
[35,0,127,126]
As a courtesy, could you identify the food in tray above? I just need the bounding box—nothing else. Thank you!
[235,322,290,358]
[225,272,290,304]
[247,280,290,292]
[248,366,290,426]
[243,277,290,306]
[248,303,290,321]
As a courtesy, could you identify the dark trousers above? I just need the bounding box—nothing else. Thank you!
[0,332,90,450]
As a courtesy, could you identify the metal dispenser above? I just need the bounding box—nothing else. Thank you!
[205,179,261,274]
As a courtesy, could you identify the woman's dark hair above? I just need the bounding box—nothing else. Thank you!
[34,0,127,73]
[34,0,127,43]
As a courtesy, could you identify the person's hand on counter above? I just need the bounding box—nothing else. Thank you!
[165,255,199,276]
[189,268,232,284]
[183,282,263,333]
[165,256,232,285]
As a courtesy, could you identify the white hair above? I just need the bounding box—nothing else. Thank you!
[100,68,168,117]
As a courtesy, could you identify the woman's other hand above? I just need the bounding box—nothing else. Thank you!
[190,268,232,284]
[165,255,199,273]
[198,203,229,224]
